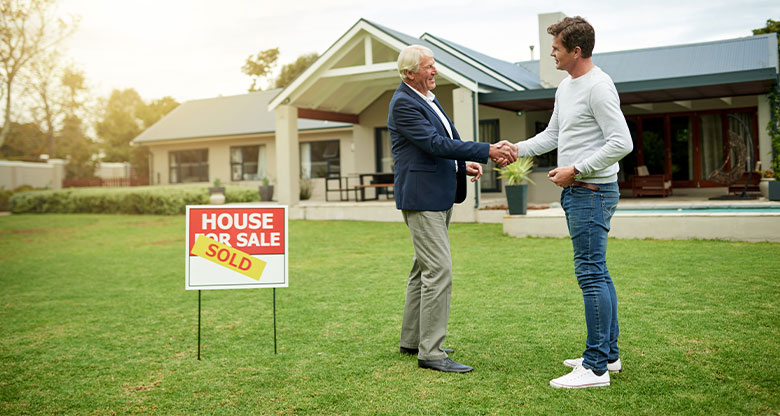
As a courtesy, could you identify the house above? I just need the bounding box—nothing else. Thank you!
[132,13,779,221]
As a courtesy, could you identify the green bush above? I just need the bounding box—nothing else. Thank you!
[10,185,260,215]
[0,185,39,211]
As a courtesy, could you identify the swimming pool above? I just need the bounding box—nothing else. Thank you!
[617,206,780,214]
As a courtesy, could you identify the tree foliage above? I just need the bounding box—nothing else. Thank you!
[241,48,319,91]
[0,0,78,147]
[241,47,279,91]
[753,18,780,171]
[94,88,178,177]
[274,52,318,89]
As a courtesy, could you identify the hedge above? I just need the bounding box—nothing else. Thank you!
[9,185,260,215]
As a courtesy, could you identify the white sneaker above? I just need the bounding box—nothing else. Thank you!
[550,365,610,389]
[564,357,622,373]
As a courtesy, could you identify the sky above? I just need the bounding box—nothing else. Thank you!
[57,0,779,104]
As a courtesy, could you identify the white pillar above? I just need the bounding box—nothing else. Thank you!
[48,159,66,190]
[275,105,300,206]
[452,87,478,222]
[757,93,773,170]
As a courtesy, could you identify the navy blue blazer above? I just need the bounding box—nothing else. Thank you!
[388,82,489,211]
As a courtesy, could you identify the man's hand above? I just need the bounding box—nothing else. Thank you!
[489,141,518,167]
[548,166,577,187]
[465,162,483,182]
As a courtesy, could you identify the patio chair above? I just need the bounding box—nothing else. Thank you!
[631,165,672,197]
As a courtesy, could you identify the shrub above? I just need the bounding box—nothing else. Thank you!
[10,185,260,215]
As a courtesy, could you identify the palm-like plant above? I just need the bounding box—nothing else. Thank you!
[495,157,535,185]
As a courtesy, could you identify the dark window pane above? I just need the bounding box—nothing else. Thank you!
[642,118,665,174]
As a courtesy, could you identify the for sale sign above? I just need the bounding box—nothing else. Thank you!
[186,205,288,290]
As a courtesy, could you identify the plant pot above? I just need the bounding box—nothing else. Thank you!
[259,185,274,202]
[768,180,780,201]
[505,183,528,215]
[759,178,774,199]
[209,187,225,205]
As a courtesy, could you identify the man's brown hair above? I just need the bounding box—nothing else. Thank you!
[547,16,595,58]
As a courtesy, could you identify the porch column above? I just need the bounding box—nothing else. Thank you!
[275,105,300,206]
[452,87,478,222]
[757,93,772,170]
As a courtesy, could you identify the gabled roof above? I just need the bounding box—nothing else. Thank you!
[420,33,541,90]
[267,19,524,117]
[132,89,350,144]
[481,33,779,111]
[367,20,513,91]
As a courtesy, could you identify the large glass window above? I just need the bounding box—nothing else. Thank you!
[700,114,724,180]
[169,149,208,183]
[375,128,393,173]
[641,117,665,175]
[670,116,693,181]
[532,121,557,169]
[618,119,638,183]
[230,145,266,181]
[301,140,340,178]
[479,119,500,192]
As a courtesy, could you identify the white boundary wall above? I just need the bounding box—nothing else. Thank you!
[0,160,131,190]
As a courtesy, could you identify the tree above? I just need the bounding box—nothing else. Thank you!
[753,19,780,171]
[0,121,45,160]
[95,89,178,178]
[59,114,95,178]
[274,52,318,89]
[0,0,78,147]
[241,47,279,91]
[95,88,142,163]
[25,49,63,158]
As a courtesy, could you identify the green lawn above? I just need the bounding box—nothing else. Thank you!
[1,214,778,415]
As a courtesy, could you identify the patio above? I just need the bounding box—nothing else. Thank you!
[287,188,780,242]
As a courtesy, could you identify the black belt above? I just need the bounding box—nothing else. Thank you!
[571,181,600,191]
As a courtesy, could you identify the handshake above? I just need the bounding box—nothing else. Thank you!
[488,140,519,167]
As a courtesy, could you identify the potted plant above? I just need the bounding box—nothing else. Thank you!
[299,177,313,200]
[258,177,274,202]
[495,157,535,215]
[759,169,776,200]
[209,178,225,204]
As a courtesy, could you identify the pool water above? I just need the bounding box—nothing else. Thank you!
[617,206,780,213]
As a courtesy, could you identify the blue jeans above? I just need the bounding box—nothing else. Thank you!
[560,182,620,372]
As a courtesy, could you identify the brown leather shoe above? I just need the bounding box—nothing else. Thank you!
[418,357,473,373]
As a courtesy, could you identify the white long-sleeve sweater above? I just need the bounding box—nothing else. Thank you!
[515,66,633,183]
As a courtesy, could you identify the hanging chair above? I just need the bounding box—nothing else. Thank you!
[707,130,746,186]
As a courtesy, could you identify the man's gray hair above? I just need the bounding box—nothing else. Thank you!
[397,45,434,80]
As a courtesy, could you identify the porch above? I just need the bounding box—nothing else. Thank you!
[283,187,780,242]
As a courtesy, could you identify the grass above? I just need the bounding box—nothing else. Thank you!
[0,214,778,415]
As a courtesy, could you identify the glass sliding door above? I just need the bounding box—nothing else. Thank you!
[670,116,694,184]
[699,113,724,184]
[618,118,638,184]
[641,117,666,176]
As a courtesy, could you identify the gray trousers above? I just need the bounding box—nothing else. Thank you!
[400,209,453,360]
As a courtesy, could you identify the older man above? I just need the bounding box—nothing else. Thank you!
[388,44,516,373]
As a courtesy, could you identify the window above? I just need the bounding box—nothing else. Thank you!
[375,127,393,173]
[479,120,500,192]
[230,145,266,181]
[532,122,557,168]
[301,140,340,178]
[169,149,208,183]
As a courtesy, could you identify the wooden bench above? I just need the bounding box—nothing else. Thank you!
[632,165,672,197]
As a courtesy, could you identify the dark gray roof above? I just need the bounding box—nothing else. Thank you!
[421,33,541,90]
[481,33,779,111]
[512,33,779,85]
[132,89,351,144]
[365,19,514,91]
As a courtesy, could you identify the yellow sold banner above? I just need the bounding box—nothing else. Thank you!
[191,234,267,280]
